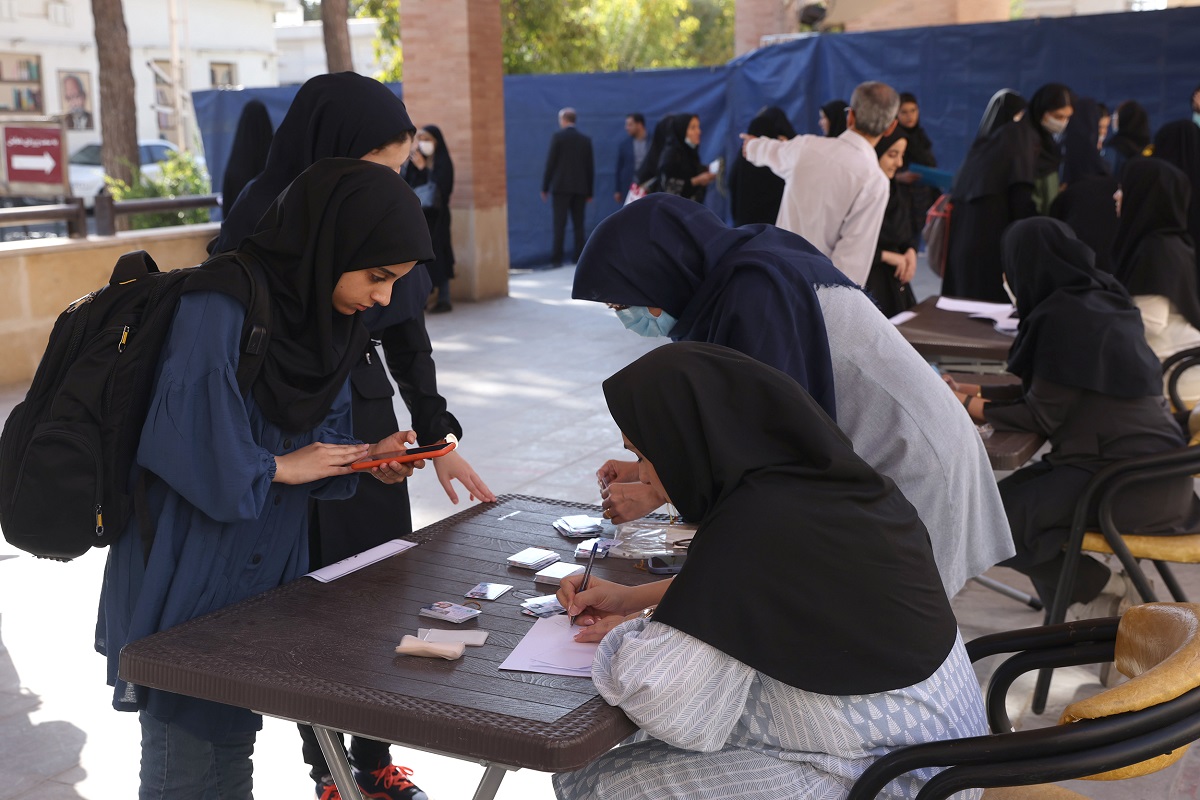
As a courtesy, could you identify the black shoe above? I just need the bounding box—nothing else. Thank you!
[354,764,429,800]
[430,302,452,314]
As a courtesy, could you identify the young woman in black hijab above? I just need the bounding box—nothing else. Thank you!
[895,92,938,242]
[1103,100,1151,177]
[1050,97,1118,273]
[866,129,918,317]
[552,342,985,800]
[943,89,1035,301]
[1114,158,1200,408]
[728,106,796,226]
[220,99,273,215]
[946,218,1199,620]
[402,125,456,312]
[656,113,716,202]
[99,159,434,799]
[1026,83,1075,213]
[214,73,490,800]
[818,97,848,137]
[632,113,674,194]
[1154,119,1200,279]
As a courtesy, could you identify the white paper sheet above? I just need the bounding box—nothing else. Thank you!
[935,296,1014,317]
[889,310,917,326]
[306,539,417,583]
[499,614,598,677]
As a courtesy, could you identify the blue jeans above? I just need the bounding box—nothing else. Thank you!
[138,712,256,800]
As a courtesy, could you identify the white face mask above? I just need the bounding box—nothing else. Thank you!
[417,140,436,157]
[1041,114,1068,136]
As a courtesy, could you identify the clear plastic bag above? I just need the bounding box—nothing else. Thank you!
[606,517,697,559]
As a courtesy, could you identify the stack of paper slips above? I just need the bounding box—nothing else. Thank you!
[507,547,561,569]
[553,515,604,538]
[521,594,565,617]
[575,538,620,559]
[534,561,585,586]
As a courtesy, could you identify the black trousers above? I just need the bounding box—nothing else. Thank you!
[299,725,392,782]
[551,192,587,266]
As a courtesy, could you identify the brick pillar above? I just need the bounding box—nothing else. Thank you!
[735,0,801,55]
[400,0,508,300]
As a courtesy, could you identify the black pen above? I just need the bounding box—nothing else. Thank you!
[569,540,600,626]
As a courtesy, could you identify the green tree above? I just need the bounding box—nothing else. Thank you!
[358,0,733,80]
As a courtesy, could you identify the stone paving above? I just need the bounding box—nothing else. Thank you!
[1,264,1197,799]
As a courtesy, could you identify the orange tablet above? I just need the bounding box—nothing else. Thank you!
[350,440,457,470]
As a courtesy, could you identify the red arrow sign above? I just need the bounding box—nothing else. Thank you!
[5,126,65,185]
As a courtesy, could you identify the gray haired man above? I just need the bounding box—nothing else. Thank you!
[741,81,899,285]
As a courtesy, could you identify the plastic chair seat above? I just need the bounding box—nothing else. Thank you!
[1081,531,1200,562]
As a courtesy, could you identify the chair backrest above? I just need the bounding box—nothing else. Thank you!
[1059,602,1200,779]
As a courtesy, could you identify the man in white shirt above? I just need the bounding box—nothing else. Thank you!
[742,82,900,285]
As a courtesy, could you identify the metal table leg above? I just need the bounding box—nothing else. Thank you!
[471,763,515,800]
[971,575,1043,610]
[312,725,366,800]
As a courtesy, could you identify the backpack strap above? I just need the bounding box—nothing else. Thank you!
[234,257,271,396]
[110,250,161,285]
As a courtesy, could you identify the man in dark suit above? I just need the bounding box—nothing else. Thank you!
[614,112,647,203]
[541,107,594,267]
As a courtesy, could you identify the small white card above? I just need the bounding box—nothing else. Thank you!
[465,582,513,600]
[418,628,490,646]
[507,547,561,569]
[306,540,417,583]
[418,601,482,624]
[534,561,585,585]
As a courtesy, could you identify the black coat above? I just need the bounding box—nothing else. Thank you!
[542,126,594,196]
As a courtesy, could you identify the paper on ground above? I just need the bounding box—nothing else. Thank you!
[499,614,598,677]
[306,539,417,583]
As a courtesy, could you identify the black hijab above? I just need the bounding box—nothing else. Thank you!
[221,100,274,214]
[1048,175,1120,274]
[976,89,1026,140]
[1061,97,1110,185]
[572,194,855,420]
[1108,101,1151,160]
[235,158,434,432]
[658,115,702,177]
[1153,120,1200,276]
[1026,83,1074,178]
[821,98,848,137]
[214,72,415,252]
[1003,218,1162,398]
[874,130,914,251]
[954,93,1037,202]
[1113,158,1200,330]
[729,106,795,226]
[635,114,675,187]
[604,342,958,694]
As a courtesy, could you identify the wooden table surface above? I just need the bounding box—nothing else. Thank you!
[948,372,1046,471]
[896,296,1015,363]
[120,495,664,773]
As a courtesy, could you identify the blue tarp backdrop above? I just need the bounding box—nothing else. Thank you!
[193,6,1200,269]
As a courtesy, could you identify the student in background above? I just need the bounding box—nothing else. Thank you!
[866,129,918,317]
[402,125,456,313]
[613,112,648,203]
[656,114,717,203]
[729,106,796,227]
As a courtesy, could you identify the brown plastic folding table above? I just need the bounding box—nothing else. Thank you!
[119,495,664,800]
[895,295,1015,364]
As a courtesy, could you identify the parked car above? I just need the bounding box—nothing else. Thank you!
[69,139,207,208]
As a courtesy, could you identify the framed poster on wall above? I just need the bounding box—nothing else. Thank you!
[58,70,94,130]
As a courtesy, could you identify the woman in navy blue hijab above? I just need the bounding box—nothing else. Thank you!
[574,194,1016,601]
[572,194,850,418]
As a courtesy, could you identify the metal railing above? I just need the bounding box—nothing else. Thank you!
[94,191,222,236]
[0,199,88,239]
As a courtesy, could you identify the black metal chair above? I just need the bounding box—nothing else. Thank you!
[846,603,1200,800]
[1027,445,1200,713]
[1162,344,1200,415]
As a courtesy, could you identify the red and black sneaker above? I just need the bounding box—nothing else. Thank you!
[354,764,429,800]
[315,778,342,800]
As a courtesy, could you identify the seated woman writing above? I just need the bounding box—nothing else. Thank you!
[946,218,1200,619]
[575,194,1012,601]
[553,342,987,800]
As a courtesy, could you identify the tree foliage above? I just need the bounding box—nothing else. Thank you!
[357,0,733,81]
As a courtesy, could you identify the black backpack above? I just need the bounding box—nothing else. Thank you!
[0,250,270,561]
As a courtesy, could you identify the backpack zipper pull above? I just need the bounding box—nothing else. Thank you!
[95,504,104,536]
[117,326,130,353]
